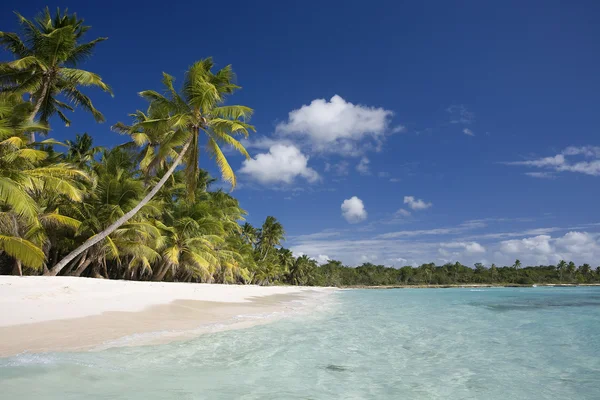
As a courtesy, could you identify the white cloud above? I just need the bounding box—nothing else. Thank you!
[507,146,600,177]
[341,196,367,223]
[395,209,412,217]
[463,128,475,136]
[356,157,371,175]
[525,172,556,179]
[377,228,456,239]
[240,137,295,150]
[512,154,565,168]
[404,196,432,210]
[447,104,475,124]
[441,241,486,254]
[500,235,553,256]
[315,254,331,265]
[563,146,600,157]
[275,95,396,154]
[289,223,600,267]
[497,231,600,265]
[239,144,319,184]
[555,231,598,255]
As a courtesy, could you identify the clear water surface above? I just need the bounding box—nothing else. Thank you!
[2,287,600,399]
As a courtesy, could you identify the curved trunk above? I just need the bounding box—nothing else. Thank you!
[46,138,194,276]
[28,81,50,143]
[72,258,92,277]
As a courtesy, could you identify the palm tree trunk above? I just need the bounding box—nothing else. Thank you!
[12,259,22,276]
[28,82,50,143]
[46,138,194,276]
[72,258,92,277]
[152,262,170,281]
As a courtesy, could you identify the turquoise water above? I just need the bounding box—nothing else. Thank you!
[2,287,600,399]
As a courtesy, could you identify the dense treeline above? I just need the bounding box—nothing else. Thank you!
[1,9,598,287]
[309,260,600,287]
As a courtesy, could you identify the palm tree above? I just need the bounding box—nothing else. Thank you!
[288,255,317,286]
[567,261,576,281]
[278,248,295,275]
[513,259,521,270]
[64,133,102,168]
[241,222,258,246]
[490,263,498,282]
[60,148,162,278]
[578,263,591,281]
[257,216,285,261]
[0,101,87,272]
[557,260,567,282]
[0,8,112,142]
[48,59,253,276]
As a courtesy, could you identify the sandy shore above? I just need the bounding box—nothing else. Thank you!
[0,276,334,357]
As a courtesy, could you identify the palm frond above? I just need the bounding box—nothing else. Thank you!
[0,235,45,269]
[207,137,236,189]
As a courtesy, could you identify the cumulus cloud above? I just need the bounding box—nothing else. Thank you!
[275,95,397,154]
[315,254,331,265]
[441,241,486,254]
[500,235,553,255]
[239,144,319,184]
[498,231,600,265]
[463,128,475,136]
[356,157,371,175]
[555,231,599,255]
[404,196,432,210]
[507,146,600,177]
[341,196,367,223]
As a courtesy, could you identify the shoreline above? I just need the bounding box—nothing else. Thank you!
[0,276,334,357]
[342,283,600,289]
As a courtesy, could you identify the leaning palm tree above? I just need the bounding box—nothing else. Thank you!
[47,58,253,276]
[0,7,111,141]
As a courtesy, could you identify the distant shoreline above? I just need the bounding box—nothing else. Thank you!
[342,283,600,289]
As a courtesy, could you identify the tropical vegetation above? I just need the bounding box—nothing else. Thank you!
[1,8,599,287]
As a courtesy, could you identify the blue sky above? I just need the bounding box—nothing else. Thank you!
[2,0,600,267]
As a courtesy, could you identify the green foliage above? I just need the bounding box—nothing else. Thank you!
[0,7,111,133]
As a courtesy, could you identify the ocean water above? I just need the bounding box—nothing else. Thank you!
[2,287,600,399]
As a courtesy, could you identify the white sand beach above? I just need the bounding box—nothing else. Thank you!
[0,276,333,357]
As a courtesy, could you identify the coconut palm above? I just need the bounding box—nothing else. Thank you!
[257,216,285,261]
[288,255,317,286]
[0,7,112,141]
[64,133,102,168]
[241,222,258,246]
[557,260,567,281]
[567,261,576,280]
[490,263,498,282]
[48,58,253,276]
[50,147,160,277]
[278,248,295,275]
[513,259,521,270]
